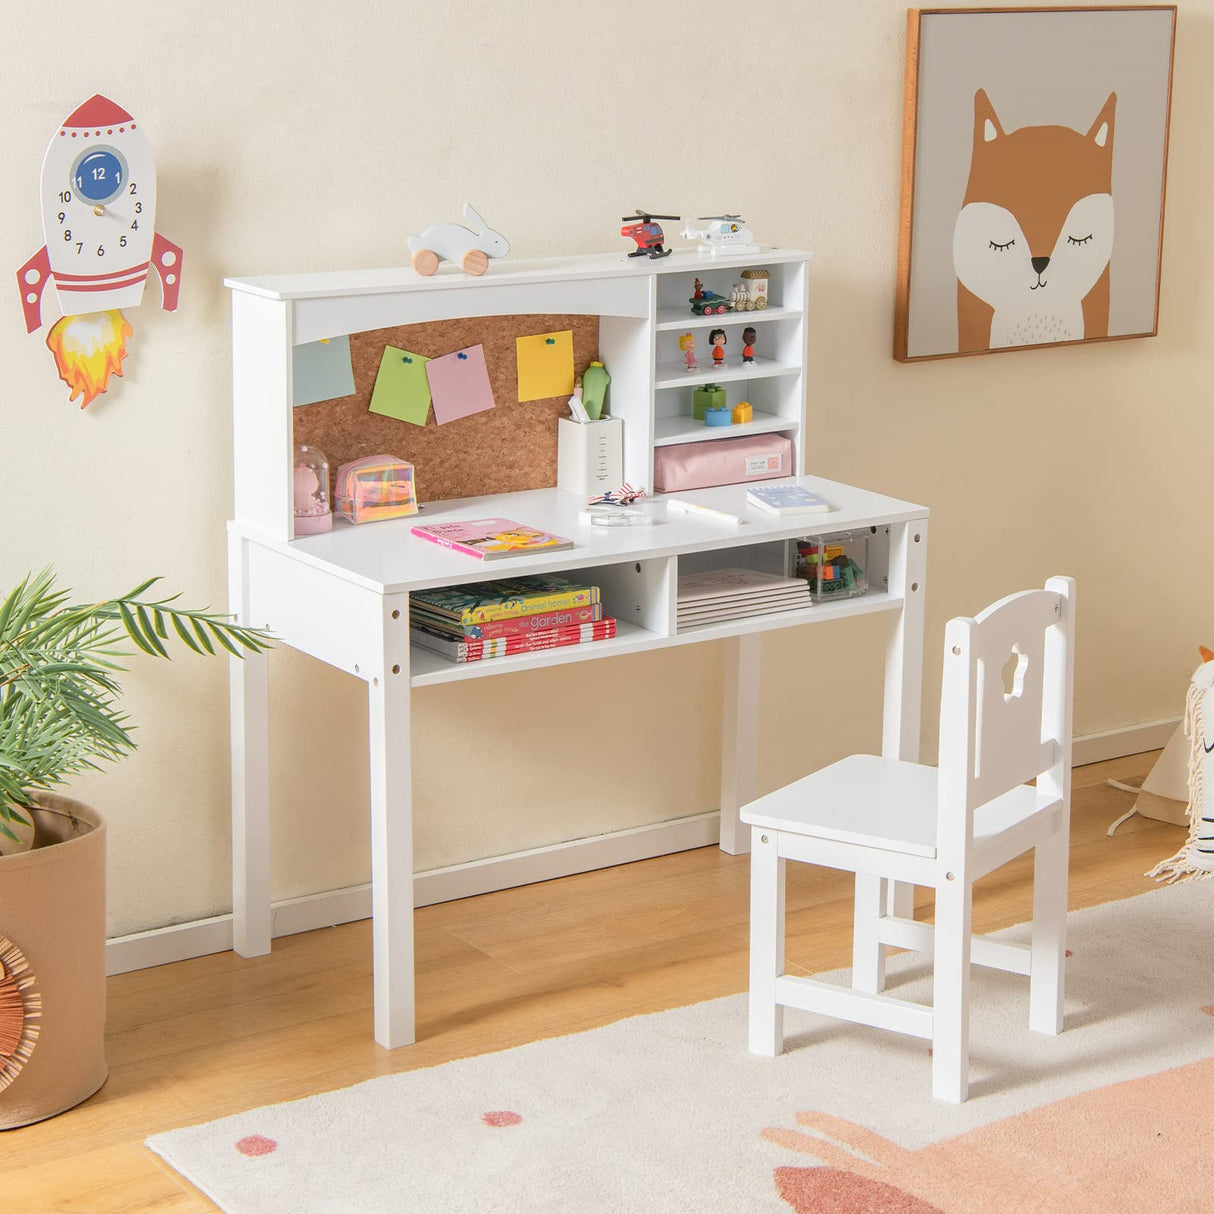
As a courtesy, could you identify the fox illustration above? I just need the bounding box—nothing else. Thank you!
[953,89,1116,352]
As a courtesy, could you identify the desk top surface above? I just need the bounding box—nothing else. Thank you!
[231,476,928,596]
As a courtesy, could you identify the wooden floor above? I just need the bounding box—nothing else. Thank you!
[2,752,1182,1212]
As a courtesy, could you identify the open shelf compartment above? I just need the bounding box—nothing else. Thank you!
[408,556,677,685]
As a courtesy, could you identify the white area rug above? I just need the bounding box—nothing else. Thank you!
[147,885,1214,1213]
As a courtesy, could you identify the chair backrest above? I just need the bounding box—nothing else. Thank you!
[937,576,1075,840]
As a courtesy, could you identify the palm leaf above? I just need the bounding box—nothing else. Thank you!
[0,569,271,822]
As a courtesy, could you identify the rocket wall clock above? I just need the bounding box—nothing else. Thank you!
[16,95,184,407]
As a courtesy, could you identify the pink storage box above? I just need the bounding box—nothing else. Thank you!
[653,433,794,493]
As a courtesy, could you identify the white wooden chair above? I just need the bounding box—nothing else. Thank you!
[742,576,1075,1102]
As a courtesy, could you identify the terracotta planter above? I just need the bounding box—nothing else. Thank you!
[0,794,107,1129]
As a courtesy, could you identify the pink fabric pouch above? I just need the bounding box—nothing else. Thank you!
[653,434,794,492]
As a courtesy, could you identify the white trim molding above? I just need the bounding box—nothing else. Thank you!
[1070,717,1179,768]
[106,811,721,976]
[106,717,1175,977]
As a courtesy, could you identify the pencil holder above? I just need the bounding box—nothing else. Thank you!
[557,416,623,496]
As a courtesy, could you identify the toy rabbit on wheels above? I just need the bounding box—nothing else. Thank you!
[408,203,509,276]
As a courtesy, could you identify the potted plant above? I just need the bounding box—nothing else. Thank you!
[0,569,269,1128]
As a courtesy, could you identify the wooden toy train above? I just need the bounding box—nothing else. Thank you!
[689,269,770,315]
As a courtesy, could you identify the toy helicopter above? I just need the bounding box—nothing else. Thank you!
[680,215,759,255]
[620,210,680,259]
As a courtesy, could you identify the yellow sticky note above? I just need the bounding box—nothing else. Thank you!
[516,330,574,403]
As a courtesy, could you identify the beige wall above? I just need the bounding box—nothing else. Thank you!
[2,1,1209,938]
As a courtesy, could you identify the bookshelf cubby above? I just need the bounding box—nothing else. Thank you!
[225,248,929,1050]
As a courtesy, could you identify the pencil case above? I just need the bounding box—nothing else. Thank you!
[653,434,793,492]
[334,455,418,523]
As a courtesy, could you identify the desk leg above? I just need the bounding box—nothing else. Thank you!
[883,519,928,927]
[368,596,415,1049]
[720,632,760,855]
[229,534,271,959]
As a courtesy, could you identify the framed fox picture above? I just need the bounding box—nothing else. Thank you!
[894,6,1176,361]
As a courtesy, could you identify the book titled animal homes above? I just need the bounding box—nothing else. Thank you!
[895,7,1175,361]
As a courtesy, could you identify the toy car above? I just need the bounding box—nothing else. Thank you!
[689,290,734,316]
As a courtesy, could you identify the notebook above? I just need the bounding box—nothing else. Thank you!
[410,518,573,560]
[746,483,832,515]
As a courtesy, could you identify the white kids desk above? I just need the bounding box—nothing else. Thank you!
[225,251,929,1049]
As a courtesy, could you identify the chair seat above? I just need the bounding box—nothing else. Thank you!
[739,754,1061,858]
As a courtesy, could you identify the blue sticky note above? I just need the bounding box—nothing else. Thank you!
[293,336,356,407]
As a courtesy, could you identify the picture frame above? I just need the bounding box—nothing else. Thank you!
[894,6,1176,362]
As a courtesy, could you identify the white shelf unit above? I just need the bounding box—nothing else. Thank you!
[224,248,928,1053]
[651,258,808,465]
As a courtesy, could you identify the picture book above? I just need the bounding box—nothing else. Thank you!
[409,576,601,627]
[410,602,604,641]
[411,617,617,664]
[745,483,832,516]
[411,518,572,560]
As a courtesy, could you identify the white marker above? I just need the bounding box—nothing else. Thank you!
[665,499,745,526]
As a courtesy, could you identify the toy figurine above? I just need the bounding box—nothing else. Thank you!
[581,360,610,421]
[293,444,332,535]
[620,210,680,259]
[679,332,698,371]
[709,327,727,367]
[693,278,705,300]
[742,326,757,364]
[407,203,509,276]
[680,214,759,256]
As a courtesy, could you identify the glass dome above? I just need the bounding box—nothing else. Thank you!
[292,444,332,535]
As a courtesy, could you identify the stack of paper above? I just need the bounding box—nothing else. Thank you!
[676,567,811,629]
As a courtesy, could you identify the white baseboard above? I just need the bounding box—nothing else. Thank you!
[1071,717,1178,767]
[106,811,721,976]
[106,718,1176,977]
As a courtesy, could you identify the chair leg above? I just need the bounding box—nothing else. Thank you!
[852,873,887,994]
[931,876,972,1103]
[748,827,786,1057]
[1029,830,1068,1035]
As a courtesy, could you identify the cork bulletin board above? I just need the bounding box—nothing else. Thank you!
[292,314,601,503]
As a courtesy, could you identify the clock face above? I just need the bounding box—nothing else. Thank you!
[71,146,127,204]
[48,143,154,276]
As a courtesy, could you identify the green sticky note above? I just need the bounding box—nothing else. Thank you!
[369,347,432,426]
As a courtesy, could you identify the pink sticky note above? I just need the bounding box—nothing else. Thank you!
[426,345,496,425]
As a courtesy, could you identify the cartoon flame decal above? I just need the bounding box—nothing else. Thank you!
[45,310,134,408]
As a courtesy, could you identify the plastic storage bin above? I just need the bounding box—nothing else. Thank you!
[795,530,869,602]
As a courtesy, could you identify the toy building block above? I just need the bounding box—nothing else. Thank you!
[732,401,753,424]
[705,405,732,426]
[693,383,726,421]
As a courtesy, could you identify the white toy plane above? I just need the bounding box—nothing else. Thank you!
[680,215,759,256]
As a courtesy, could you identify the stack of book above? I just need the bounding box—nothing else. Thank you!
[677,567,811,629]
[410,575,617,664]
